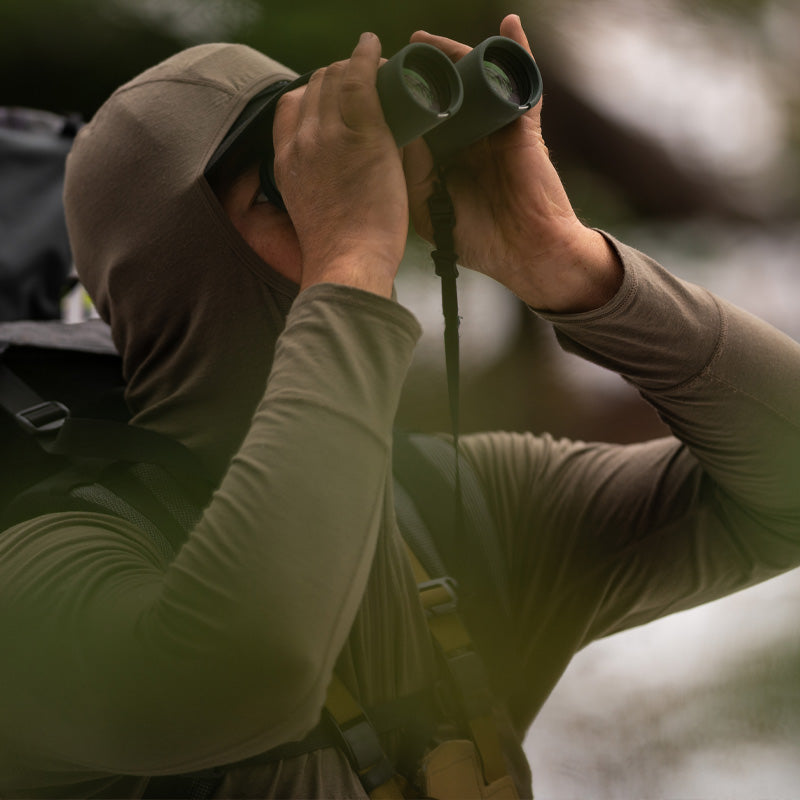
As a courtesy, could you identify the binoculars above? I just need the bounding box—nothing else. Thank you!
[259,35,543,208]
[377,35,542,158]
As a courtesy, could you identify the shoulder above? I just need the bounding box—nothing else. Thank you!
[1,510,170,578]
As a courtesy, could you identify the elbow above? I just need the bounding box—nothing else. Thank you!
[217,625,332,747]
[92,643,330,774]
[252,640,331,743]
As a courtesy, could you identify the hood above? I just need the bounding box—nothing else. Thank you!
[64,44,299,480]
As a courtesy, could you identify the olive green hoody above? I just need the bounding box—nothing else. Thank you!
[2,42,800,799]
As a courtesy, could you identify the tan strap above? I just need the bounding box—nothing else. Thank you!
[405,541,510,786]
[325,673,368,723]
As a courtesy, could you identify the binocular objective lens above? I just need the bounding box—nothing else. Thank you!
[402,66,442,113]
[483,57,522,105]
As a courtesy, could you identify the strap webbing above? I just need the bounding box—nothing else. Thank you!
[50,417,213,504]
[406,541,510,786]
[324,675,405,798]
[393,432,512,617]
[0,361,50,415]
[0,362,69,434]
[0,359,213,506]
[426,172,463,537]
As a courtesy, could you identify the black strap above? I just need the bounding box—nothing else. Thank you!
[426,171,462,501]
[393,431,512,617]
[49,417,214,505]
[393,440,516,774]
[394,432,460,575]
[0,357,213,505]
[0,362,69,434]
[1,357,213,550]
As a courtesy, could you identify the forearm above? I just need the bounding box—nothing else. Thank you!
[539,234,800,525]
[149,284,420,759]
[183,283,419,662]
[461,239,800,726]
[1,283,421,774]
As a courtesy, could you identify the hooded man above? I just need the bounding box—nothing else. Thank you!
[2,13,800,800]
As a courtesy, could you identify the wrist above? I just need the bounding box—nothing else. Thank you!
[300,254,398,299]
[516,226,623,313]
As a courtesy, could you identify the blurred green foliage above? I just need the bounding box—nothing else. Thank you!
[0,0,513,118]
[1,0,175,115]
[239,2,507,72]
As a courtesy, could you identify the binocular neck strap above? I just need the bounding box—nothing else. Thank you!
[426,171,463,534]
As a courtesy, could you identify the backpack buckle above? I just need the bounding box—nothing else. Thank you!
[418,576,459,617]
[15,401,69,434]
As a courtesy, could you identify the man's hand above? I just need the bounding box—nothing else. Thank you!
[273,33,407,298]
[406,14,622,313]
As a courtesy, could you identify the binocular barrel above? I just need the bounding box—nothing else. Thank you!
[379,36,542,161]
[259,35,542,207]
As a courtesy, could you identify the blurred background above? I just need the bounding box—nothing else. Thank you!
[2,0,799,796]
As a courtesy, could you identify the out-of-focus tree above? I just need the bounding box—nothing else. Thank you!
[0,0,511,118]
[0,0,181,116]
[534,0,800,226]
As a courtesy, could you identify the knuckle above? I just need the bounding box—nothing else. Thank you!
[323,61,347,81]
[272,148,291,181]
[275,93,294,115]
[340,75,367,96]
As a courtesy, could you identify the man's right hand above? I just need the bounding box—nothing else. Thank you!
[272,32,408,299]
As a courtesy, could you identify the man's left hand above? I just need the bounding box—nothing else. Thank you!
[405,14,622,313]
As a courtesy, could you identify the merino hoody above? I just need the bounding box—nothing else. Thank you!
[2,42,800,799]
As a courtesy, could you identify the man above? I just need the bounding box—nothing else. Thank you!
[1,13,799,799]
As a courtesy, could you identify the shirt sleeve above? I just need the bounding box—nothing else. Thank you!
[460,235,800,729]
[0,283,421,780]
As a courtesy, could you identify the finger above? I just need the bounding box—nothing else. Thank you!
[413,17,537,62]
[317,60,348,124]
[272,83,307,155]
[274,68,324,151]
[339,32,383,129]
[409,30,470,62]
[402,138,435,194]
[346,31,382,82]
[402,138,436,237]
[499,13,534,57]
[299,67,326,125]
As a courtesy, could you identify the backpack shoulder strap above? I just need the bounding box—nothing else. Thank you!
[3,422,214,557]
[1,347,214,552]
[392,430,510,613]
[392,431,516,790]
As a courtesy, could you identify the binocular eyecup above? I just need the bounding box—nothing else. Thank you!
[258,35,543,209]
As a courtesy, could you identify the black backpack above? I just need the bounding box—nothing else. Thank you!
[0,108,81,322]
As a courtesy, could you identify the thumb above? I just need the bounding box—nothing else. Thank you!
[271,84,306,161]
[403,138,437,239]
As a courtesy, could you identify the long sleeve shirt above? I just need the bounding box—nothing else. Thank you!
[1,238,799,798]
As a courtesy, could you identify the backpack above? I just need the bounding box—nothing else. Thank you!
[0,317,517,798]
[0,108,81,322]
